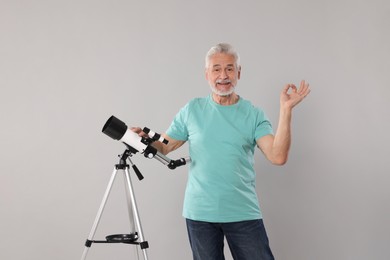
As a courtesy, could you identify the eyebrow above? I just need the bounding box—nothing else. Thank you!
[212,64,235,68]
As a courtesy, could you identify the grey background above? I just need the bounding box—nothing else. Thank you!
[1,0,389,259]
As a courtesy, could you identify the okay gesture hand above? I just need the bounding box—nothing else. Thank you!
[280,80,311,110]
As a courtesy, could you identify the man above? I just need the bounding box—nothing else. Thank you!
[133,43,310,260]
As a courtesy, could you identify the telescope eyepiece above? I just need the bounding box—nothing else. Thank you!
[142,127,169,145]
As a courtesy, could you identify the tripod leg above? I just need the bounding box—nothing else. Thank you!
[81,168,119,260]
[124,167,149,260]
[123,171,136,235]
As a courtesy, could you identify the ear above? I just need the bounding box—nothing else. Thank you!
[237,66,241,80]
[205,68,209,80]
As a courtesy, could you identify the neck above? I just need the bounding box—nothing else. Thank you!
[212,92,239,105]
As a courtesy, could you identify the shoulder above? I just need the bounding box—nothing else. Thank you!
[239,97,270,122]
[188,96,208,106]
[183,96,209,110]
[239,96,265,113]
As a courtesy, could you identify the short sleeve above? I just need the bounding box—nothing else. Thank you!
[166,103,190,141]
[254,108,274,141]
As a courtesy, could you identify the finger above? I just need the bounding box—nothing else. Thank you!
[130,127,146,136]
[130,127,141,132]
[302,87,311,97]
[299,81,310,95]
[298,80,306,94]
[282,84,291,94]
[290,84,298,93]
[298,85,311,99]
[302,81,310,95]
[300,80,305,89]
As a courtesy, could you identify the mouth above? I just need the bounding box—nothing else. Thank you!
[216,80,231,86]
[210,81,235,96]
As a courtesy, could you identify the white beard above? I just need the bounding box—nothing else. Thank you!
[209,82,236,96]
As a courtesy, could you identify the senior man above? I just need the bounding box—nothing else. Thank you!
[133,43,310,260]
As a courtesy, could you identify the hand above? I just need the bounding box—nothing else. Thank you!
[130,127,148,138]
[280,80,311,110]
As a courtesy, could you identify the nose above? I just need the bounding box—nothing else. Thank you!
[219,69,228,79]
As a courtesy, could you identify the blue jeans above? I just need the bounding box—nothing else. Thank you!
[186,219,274,260]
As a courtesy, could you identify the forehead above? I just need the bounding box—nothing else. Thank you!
[208,53,236,67]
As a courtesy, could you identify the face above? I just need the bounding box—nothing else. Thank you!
[205,53,241,96]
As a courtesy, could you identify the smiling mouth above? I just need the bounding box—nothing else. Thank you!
[216,80,231,85]
[210,81,235,96]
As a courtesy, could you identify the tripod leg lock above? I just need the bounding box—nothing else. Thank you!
[140,241,149,249]
[85,239,93,247]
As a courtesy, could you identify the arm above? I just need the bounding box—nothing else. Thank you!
[130,127,185,155]
[152,133,186,155]
[257,80,310,165]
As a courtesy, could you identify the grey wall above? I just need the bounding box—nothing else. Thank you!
[1,0,389,259]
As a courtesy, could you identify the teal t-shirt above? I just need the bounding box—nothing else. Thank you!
[166,95,274,222]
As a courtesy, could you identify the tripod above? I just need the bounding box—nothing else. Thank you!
[81,149,149,260]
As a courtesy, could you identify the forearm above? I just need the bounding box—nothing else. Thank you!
[152,133,185,155]
[260,80,309,165]
[152,141,167,155]
[271,107,292,165]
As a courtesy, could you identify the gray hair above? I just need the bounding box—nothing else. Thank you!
[205,43,241,69]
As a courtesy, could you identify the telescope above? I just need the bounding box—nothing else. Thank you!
[82,116,190,260]
[102,115,191,170]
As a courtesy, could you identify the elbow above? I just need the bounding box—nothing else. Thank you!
[270,155,288,166]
